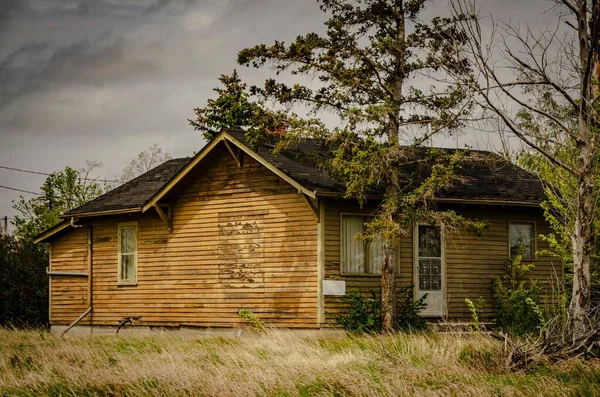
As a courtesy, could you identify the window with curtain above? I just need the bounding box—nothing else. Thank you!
[118,223,138,285]
[341,214,383,275]
[509,222,534,259]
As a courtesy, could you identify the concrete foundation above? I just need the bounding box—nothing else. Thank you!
[50,325,346,338]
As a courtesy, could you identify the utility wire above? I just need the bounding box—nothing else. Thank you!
[0,185,43,196]
[0,165,119,183]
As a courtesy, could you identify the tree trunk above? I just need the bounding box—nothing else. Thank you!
[381,212,398,333]
[568,0,597,336]
[568,136,595,335]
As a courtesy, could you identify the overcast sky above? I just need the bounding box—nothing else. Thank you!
[0,0,558,228]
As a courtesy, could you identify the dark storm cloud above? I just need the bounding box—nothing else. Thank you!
[0,34,164,111]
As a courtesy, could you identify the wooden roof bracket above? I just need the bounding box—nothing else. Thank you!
[224,140,242,168]
[301,192,320,222]
[154,203,172,232]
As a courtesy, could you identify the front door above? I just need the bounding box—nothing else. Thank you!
[414,224,445,316]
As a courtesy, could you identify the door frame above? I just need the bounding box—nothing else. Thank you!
[413,222,446,317]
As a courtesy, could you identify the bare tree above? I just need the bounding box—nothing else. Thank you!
[454,0,600,337]
[121,144,172,183]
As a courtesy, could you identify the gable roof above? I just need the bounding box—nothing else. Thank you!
[35,128,546,243]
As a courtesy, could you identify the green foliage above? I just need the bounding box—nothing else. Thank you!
[238,309,266,331]
[491,246,544,336]
[336,290,382,334]
[336,286,428,333]
[235,0,484,233]
[188,70,286,148]
[516,85,600,309]
[395,285,428,332]
[0,233,48,327]
[465,298,485,331]
[12,163,107,241]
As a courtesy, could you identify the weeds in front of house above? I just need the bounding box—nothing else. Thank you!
[465,298,485,332]
[0,328,598,396]
[336,285,428,334]
[492,246,545,336]
[238,309,266,332]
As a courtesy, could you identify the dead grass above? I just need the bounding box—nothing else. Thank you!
[0,328,599,396]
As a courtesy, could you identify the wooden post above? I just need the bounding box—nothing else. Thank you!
[3,216,7,234]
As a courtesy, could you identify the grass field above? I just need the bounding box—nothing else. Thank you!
[1,328,599,396]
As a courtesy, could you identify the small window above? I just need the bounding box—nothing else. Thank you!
[509,222,534,259]
[118,222,138,285]
[341,214,383,275]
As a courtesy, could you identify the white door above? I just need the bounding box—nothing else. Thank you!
[414,224,445,316]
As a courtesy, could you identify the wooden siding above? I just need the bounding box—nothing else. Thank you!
[49,144,318,328]
[323,199,562,324]
[49,227,89,324]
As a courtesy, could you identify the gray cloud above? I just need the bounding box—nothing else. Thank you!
[0,0,553,229]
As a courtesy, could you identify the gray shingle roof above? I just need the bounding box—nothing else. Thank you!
[63,158,190,216]
[63,130,545,217]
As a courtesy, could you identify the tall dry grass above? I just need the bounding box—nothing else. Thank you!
[0,328,599,396]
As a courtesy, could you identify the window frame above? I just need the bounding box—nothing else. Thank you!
[117,222,138,286]
[508,221,536,260]
[339,212,384,276]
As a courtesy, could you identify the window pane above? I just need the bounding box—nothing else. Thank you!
[121,254,135,281]
[419,258,442,291]
[121,228,136,254]
[510,223,533,258]
[369,234,384,274]
[418,225,441,257]
[342,215,365,273]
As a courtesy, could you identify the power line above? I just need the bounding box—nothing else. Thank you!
[0,165,119,183]
[0,185,43,196]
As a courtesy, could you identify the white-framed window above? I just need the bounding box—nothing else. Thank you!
[118,222,138,285]
[509,222,535,259]
[416,224,443,292]
[340,214,383,275]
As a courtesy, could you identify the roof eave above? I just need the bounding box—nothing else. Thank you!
[33,220,72,244]
[314,191,542,207]
[61,207,143,219]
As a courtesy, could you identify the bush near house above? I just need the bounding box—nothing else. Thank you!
[0,234,48,328]
[336,286,427,333]
[492,246,545,336]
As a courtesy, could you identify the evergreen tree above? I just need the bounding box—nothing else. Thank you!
[236,0,485,331]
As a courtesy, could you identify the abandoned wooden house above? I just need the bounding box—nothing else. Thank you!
[35,128,561,334]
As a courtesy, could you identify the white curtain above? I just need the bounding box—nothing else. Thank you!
[369,234,384,274]
[342,215,365,274]
[120,227,137,281]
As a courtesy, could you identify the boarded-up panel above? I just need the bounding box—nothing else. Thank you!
[218,211,266,289]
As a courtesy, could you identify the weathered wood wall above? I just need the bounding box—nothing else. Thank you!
[49,228,89,325]
[49,144,318,328]
[323,199,562,324]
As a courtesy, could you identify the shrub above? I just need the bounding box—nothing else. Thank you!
[336,285,428,333]
[336,290,382,334]
[238,309,266,331]
[395,285,428,332]
[0,234,48,328]
[491,245,544,336]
